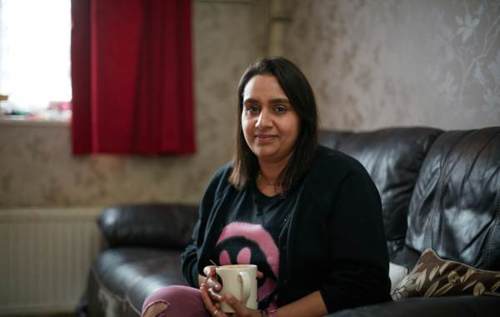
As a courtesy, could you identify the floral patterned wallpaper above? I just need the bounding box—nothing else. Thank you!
[285,0,500,130]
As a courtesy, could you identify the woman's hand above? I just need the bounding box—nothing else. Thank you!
[199,266,223,316]
[200,284,262,317]
[199,265,265,317]
[202,265,222,293]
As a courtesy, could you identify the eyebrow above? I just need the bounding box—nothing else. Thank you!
[270,98,290,104]
[243,98,290,104]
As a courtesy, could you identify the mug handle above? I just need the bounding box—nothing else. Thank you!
[238,271,251,303]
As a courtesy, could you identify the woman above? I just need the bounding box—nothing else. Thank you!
[142,57,391,317]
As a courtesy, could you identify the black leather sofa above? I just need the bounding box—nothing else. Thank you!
[81,127,500,316]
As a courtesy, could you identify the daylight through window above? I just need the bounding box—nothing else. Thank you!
[0,0,72,120]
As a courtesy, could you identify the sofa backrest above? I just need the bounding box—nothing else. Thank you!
[405,127,500,270]
[319,127,443,259]
[98,203,199,249]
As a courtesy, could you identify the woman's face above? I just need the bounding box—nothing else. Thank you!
[241,74,300,164]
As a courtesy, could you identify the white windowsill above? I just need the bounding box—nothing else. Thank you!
[0,117,70,127]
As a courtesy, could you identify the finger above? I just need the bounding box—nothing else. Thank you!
[208,287,223,302]
[201,285,228,317]
[203,265,216,277]
[257,270,264,279]
[222,293,247,315]
[213,303,228,317]
[200,283,217,311]
[205,277,222,291]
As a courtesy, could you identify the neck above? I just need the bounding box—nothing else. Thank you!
[258,157,289,186]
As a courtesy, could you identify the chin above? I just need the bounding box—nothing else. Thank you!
[253,141,287,157]
[254,150,279,161]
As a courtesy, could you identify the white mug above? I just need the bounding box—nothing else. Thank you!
[215,264,258,313]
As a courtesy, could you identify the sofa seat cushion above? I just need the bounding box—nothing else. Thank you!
[93,248,185,298]
[328,295,500,317]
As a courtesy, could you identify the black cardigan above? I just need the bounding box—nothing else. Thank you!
[181,146,391,313]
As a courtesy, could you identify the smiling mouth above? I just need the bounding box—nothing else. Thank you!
[256,134,276,138]
[255,135,277,144]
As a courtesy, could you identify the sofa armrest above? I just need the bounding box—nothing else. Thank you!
[98,203,198,249]
[329,296,500,317]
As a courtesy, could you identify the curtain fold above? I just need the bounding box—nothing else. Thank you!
[71,0,195,155]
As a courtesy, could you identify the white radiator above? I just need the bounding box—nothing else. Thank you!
[0,207,103,315]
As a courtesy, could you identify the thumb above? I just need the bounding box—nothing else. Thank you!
[223,294,247,315]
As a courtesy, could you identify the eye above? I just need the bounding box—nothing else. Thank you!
[244,103,260,115]
[273,104,288,113]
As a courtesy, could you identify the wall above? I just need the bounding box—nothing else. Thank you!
[6,0,499,208]
[0,0,269,208]
[285,0,500,130]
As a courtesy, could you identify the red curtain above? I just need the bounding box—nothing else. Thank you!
[71,0,195,155]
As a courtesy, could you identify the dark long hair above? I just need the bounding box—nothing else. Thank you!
[229,57,318,191]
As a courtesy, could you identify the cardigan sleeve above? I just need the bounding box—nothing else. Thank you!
[180,166,228,287]
[180,195,210,287]
[319,169,392,313]
[181,219,202,287]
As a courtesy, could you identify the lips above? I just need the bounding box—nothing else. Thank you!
[255,134,277,143]
[256,134,276,139]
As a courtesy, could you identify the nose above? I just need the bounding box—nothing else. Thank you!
[256,108,271,128]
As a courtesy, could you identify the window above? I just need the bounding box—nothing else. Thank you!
[0,0,71,120]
